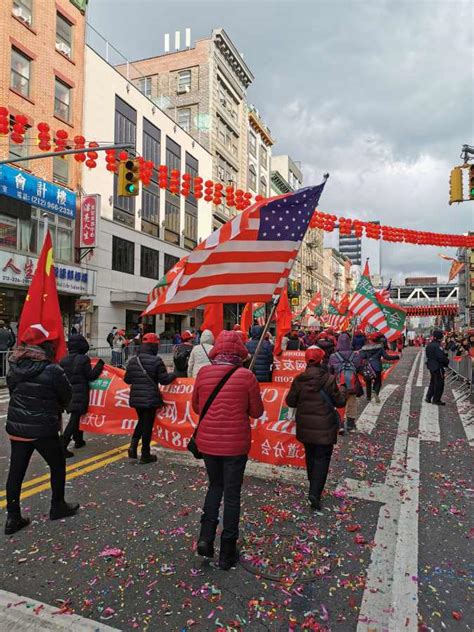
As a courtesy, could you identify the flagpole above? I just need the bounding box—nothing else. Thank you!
[42,212,49,245]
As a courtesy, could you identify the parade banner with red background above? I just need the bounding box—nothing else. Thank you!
[81,364,307,468]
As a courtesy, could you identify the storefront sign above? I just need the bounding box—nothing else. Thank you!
[79,195,99,248]
[75,298,93,312]
[0,164,76,219]
[0,251,94,295]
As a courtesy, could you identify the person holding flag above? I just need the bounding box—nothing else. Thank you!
[4,228,79,535]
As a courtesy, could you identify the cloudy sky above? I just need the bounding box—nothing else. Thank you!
[87,0,473,283]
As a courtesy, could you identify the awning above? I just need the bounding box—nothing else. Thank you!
[110,291,148,305]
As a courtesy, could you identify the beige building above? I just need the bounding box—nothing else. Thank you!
[270,155,326,309]
[323,248,355,301]
[247,105,274,198]
[118,28,254,229]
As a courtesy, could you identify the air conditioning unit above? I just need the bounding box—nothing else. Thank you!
[177,85,191,94]
[12,5,31,24]
[56,41,71,57]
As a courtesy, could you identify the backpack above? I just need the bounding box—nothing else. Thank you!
[361,359,377,381]
[335,351,358,390]
[106,332,114,347]
[173,344,192,372]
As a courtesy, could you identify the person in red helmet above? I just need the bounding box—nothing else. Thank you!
[192,330,263,570]
[5,325,79,535]
[124,333,176,463]
[286,345,346,511]
[316,330,336,368]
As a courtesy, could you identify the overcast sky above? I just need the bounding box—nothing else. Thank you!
[87,0,473,283]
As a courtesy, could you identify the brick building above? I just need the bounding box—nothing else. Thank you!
[117,28,254,229]
[0,0,95,335]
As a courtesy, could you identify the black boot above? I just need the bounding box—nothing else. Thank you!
[309,495,322,511]
[139,452,157,464]
[5,514,30,535]
[128,438,139,459]
[50,501,80,520]
[218,539,239,570]
[197,520,218,558]
[74,439,86,449]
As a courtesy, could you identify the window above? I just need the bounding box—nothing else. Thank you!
[56,13,72,58]
[0,215,18,248]
[177,69,191,93]
[12,0,32,25]
[112,236,134,274]
[164,197,180,244]
[9,125,30,167]
[249,132,257,158]
[114,97,137,225]
[164,253,179,274]
[184,205,197,249]
[166,137,181,174]
[249,164,257,191]
[53,155,69,185]
[54,78,71,122]
[143,118,161,182]
[10,48,31,97]
[185,152,198,206]
[177,107,191,132]
[259,176,267,197]
[142,182,160,225]
[260,146,268,169]
[140,246,160,279]
[138,76,152,97]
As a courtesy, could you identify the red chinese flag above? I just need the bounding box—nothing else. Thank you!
[18,230,67,361]
[239,302,253,334]
[201,303,224,340]
[275,286,293,355]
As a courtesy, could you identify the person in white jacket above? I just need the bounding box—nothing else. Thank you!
[187,329,214,377]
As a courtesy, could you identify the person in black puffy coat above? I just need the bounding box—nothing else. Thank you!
[124,333,176,463]
[59,334,104,457]
[5,325,79,535]
[245,325,274,382]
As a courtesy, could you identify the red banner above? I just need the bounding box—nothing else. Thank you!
[272,351,306,383]
[81,366,306,468]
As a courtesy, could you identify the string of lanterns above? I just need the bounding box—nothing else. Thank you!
[405,305,458,317]
[1,106,473,247]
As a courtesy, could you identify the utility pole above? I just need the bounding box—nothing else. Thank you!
[0,143,134,166]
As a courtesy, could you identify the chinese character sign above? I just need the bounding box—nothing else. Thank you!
[0,164,76,219]
[79,195,99,248]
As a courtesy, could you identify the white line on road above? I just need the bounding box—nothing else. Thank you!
[388,436,420,632]
[356,384,398,434]
[0,588,120,631]
[416,349,424,386]
[357,350,420,632]
[419,387,440,442]
[0,415,5,419]
[452,388,474,448]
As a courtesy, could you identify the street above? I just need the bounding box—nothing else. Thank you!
[0,347,471,631]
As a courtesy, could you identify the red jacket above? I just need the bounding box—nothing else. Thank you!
[192,364,264,456]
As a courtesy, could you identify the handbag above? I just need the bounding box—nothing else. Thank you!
[187,366,239,459]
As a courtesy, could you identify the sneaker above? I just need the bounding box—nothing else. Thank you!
[50,502,80,521]
[4,515,30,535]
[374,394,381,404]
[338,427,345,436]
[346,419,356,432]
[425,398,432,404]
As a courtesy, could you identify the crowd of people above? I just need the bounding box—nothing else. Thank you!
[2,320,457,572]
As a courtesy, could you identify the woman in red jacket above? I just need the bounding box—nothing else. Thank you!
[192,330,264,570]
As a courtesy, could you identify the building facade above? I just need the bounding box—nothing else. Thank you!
[0,0,95,334]
[339,232,362,267]
[457,236,474,327]
[323,248,354,299]
[247,105,273,198]
[118,28,254,230]
[82,46,213,347]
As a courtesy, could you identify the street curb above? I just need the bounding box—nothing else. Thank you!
[0,589,121,631]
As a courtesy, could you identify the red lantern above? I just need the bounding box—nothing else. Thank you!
[74,152,86,163]
[10,132,23,144]
[85,158,96,169]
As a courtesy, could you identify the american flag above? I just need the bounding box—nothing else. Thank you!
[143,184,326,315]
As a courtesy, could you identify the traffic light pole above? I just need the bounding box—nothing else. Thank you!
[0,143,134,166]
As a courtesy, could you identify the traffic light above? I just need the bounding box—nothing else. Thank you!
[449,167,463,205]
[118,158,140,197]
[469,164,474,200]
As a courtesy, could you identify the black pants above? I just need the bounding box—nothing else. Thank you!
[427,369,444,403]
[132,408,157,455]
[63,412,83,446]
[303,443,333,501]
[365,371,382,400]
[6,437,66,515]
[201,454,247,542]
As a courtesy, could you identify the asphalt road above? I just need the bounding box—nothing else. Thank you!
[0,347,471,631]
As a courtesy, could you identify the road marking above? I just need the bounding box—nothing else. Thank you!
[419,387,440,442]
[0,588,119,631]
[0,443,131,506]
[0,414,6,419]
[416,349,424,386]
[357,350,420,632]
[452,388,474,447]
[356,384,398,434]
[388,436,420,632]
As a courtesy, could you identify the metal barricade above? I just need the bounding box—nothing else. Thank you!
[446,351,474,404]
[89,346,174,371]
[0,350,11,387]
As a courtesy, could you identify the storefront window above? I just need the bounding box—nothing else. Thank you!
[0,215,18,248]
[18,218,36,253]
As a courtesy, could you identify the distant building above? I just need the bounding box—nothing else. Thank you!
[247,105,274,198]
[339,232,362,266]
[405,277,438,286]
[118,28,254,230]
